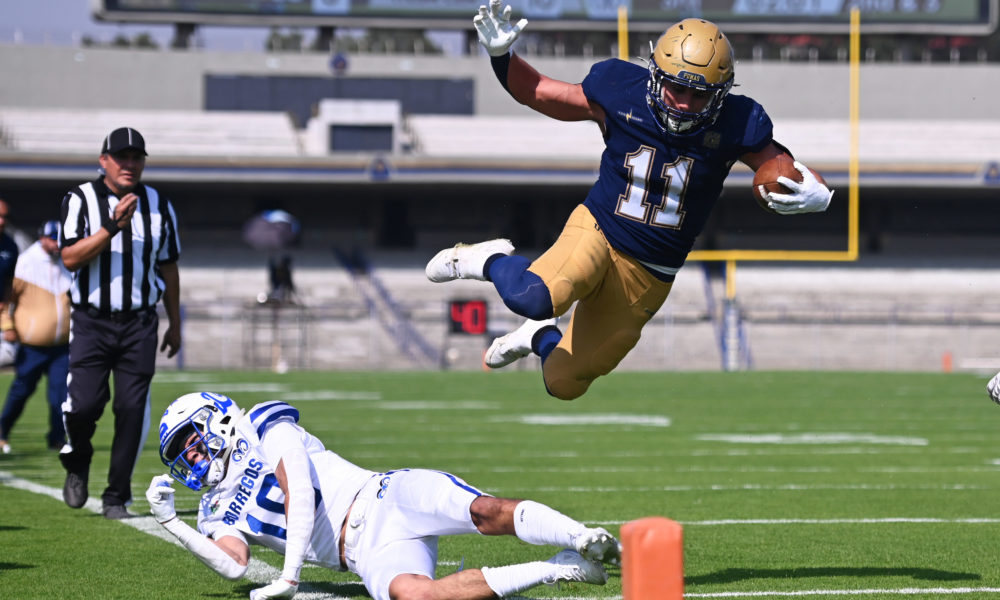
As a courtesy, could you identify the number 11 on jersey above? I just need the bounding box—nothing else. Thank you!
[616,146,693,230]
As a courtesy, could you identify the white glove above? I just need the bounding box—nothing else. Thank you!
[987,372,1000,404]
[758,160,833,215]
[249,578,298,600]
[473,0,528,57]
[146,474,177,523]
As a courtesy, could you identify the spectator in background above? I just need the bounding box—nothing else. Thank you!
[0,221,71,454]
[59,127,182,519]
[0,198,20,367]
[268,255,297,304]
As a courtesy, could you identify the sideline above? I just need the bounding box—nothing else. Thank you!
[0,470,346,599]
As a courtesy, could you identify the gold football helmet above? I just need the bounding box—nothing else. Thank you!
[647,19,735,135]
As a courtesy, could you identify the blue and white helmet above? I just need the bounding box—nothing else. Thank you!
[158,392,244,491]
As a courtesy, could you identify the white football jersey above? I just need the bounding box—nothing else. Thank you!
[196,401,375,569]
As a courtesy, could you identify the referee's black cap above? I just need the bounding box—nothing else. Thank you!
[101,127,147,156]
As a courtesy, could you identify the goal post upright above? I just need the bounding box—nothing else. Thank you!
[688,9,861,370]
[689,8,861,268]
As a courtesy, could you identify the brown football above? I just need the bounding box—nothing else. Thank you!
[751,155,826,214]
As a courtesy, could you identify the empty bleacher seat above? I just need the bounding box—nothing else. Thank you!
[406,115,605,159]
[0,108,301,157]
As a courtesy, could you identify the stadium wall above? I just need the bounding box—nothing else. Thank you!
[162,258,1000,374]
[2,44,1000,121]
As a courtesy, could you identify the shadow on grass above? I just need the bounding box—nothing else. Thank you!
[0,562,32,571]
[687,566,981,586]
[231,581,370,598]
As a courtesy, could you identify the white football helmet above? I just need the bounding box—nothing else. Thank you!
[158,392,244,491]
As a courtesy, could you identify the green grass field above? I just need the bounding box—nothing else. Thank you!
[2,369,1000,599]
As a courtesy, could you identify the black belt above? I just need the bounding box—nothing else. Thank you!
[73,305,154,322]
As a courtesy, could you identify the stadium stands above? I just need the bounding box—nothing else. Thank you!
[3,102,999,169]
[2,44,999,374]
[406,115,604,159]
[167,251,1000,373]
[773,119,1000,165]
[0,107,301,156]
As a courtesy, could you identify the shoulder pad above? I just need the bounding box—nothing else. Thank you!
[247,401,299,438]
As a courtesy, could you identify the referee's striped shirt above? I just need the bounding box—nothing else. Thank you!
[60,176,181,313]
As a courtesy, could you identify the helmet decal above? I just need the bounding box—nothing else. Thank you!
[157,392,245,491]
[646,19,735,136]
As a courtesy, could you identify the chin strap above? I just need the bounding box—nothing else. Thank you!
[161,517,247,580]
[185,459,211,490]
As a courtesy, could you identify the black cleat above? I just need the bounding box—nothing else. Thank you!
[63,471,88,509]
[102,504,135,520]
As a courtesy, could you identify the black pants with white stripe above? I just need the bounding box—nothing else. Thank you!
[60,307,158,507]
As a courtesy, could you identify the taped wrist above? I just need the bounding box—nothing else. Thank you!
[491,52,512,94]
[103,220,121,236]
[162,517,247,580]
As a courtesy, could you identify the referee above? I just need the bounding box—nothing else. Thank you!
[59,127,182,519]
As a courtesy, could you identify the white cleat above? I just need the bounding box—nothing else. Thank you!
[484,318,558,369]
[574,527,622,566]
[425,238,514,283]
[544,549,608,585]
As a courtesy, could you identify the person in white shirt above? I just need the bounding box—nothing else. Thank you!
[0,221,72,453]
[148,392,620,600]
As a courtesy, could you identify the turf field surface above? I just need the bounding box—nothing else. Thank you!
[1,370,998,599]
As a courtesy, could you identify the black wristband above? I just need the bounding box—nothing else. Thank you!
[103,220,120,236]
[490,52,512,94]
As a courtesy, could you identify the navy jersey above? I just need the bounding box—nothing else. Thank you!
[0,233,18,302]
[581,59,773,276]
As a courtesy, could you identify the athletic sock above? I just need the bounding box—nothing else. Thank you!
[512,500,587,547]
[532,325,561,362]
[481,560,562,596]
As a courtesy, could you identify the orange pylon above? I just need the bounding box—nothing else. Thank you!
[621,516,684,599]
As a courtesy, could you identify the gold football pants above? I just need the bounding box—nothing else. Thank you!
[527,205,673,400]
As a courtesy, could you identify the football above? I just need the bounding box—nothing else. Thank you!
[751,155,825,214]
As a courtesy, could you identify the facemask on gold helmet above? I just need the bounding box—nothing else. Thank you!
[647,19,735,135]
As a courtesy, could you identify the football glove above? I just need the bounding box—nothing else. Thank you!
[474,0,528,57]
[146,474,177,523]
[249,578,298,600]
[758,161,833,215]
[987,371,1000,404]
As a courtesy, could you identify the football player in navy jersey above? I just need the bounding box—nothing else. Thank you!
[147,392,618,600]
[426,2,834,400]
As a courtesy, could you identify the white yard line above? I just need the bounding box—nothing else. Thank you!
[685,589,1000,597]
[496,414,672,427]
[523,483,988,493]
[586,518,1000,526]
[5,471,998,600]
[697,433,928,446]
[279,391,382,401]
[484,465,1000,474]
[515,591,1000,600]
[0,470,345,599]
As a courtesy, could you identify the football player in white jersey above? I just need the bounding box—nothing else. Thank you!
[146,392,620,600]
